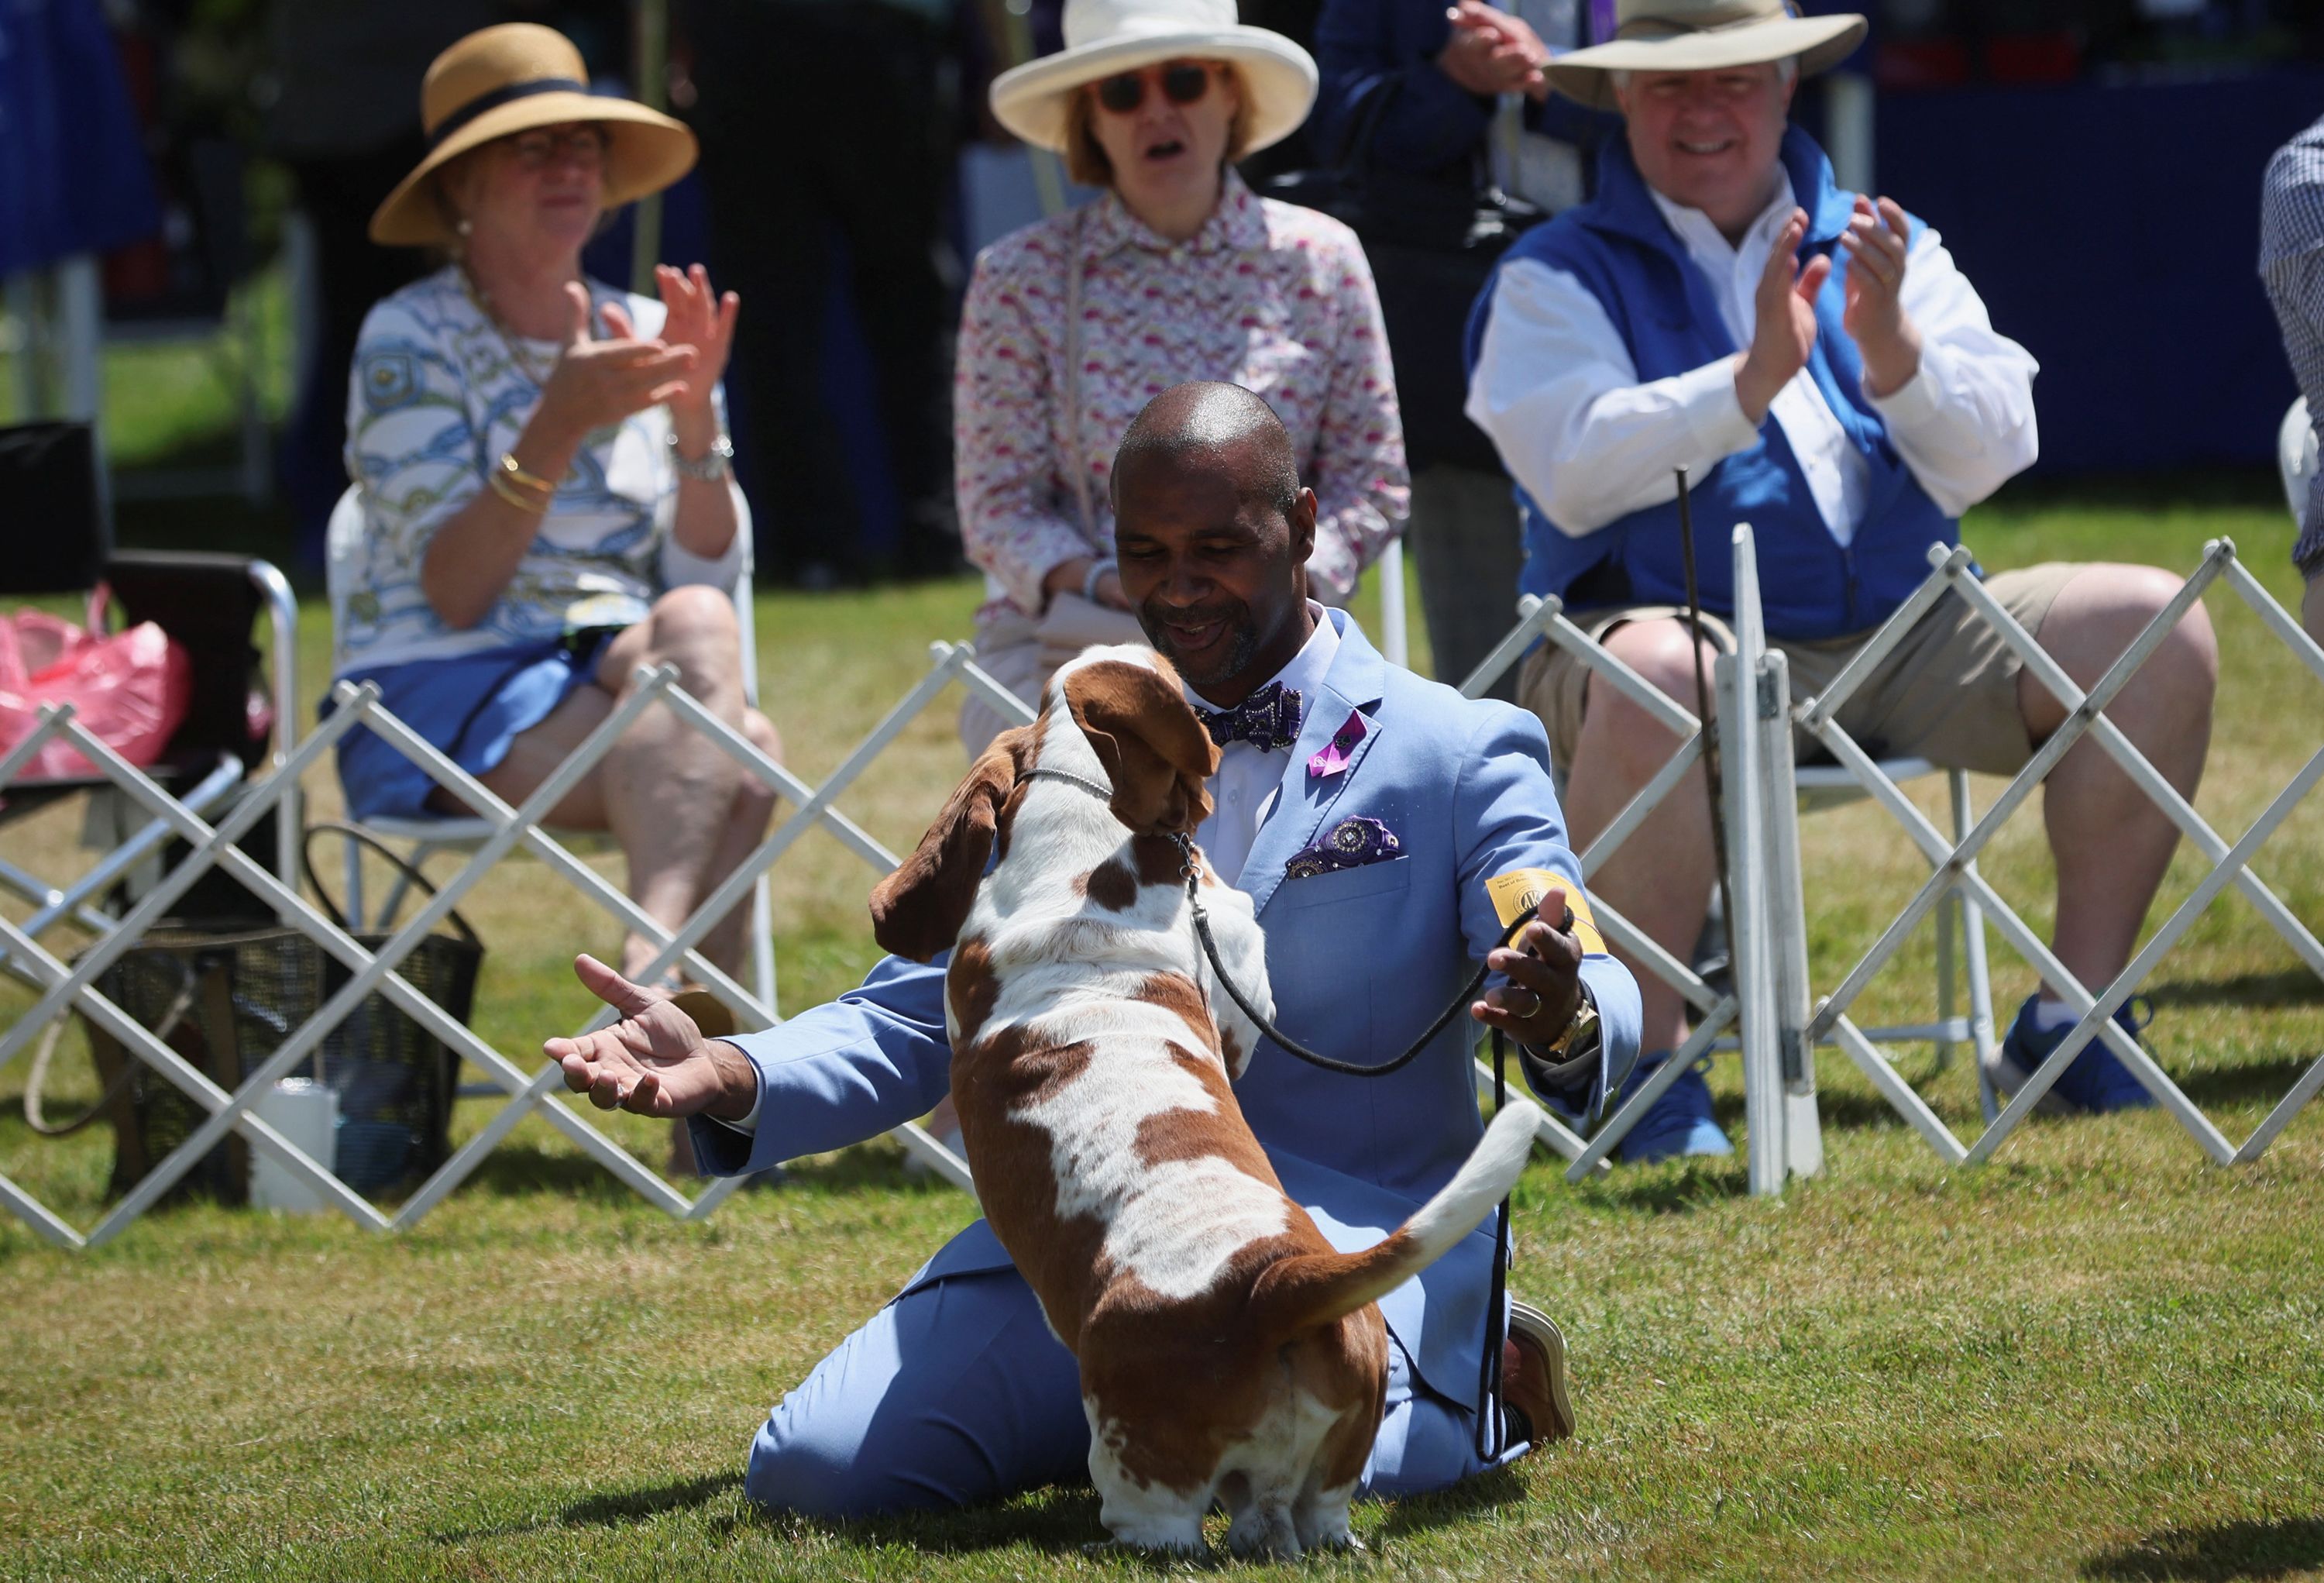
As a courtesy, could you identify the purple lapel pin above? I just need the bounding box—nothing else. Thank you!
[1308,709,1368,779]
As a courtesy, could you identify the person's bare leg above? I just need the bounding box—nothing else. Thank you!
[593,587,755,983]
[687,708,784,975]
[445,685,616,824]
[445,685,717,1168]
[1556,619,1723,1058]
[2303,573,2324,651]
[2021,565,2218,1000]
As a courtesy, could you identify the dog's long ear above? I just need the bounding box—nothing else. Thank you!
[1065,658,1219,836]
[869,728,1033,961]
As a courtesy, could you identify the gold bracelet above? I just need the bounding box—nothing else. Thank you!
[497,451,557,497]
[486,468,550,514]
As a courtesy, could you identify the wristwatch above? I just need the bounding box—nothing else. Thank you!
[1520,983,1601,1096]
[1542,983,1600,1059]
[668,429,734,481]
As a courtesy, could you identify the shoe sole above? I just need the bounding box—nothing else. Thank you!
[669,988,739,1044]
[1508,1301,1574,1445]
[1982,1050,2082,1117]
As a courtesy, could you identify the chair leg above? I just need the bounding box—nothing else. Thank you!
[1934,879,1958,1074]
[1950,769,2001,1124]
[750,870,777,1023]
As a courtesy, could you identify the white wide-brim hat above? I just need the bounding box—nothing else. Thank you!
[990,0,1318,159]
[1547,0,1867,112]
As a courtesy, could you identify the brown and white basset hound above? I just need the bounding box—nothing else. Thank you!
[869,645,1543,1559]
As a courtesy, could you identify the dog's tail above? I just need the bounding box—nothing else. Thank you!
[1247,1099,1544,1346]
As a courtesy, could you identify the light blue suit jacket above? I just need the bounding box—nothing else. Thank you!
[696,611,1642,1411]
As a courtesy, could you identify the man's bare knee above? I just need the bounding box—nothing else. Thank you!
[1580,621,1721,779]
[2116,563,2217,666]
[2053,564,2218,708]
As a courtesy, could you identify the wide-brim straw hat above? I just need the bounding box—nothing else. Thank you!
[990,0,1318,160]
[1547,0,1867,111]
[369,23,696,248]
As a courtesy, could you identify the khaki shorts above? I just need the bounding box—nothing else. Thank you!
[1518,563,2082,778]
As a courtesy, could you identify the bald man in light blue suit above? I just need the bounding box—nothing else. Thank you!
[550,383,1642,1519]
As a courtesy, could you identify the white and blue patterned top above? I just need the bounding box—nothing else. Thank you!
[339,266,745,673]
[2262,113,2324,576]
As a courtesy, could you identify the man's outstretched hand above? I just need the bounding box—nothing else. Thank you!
[547,955,758,1120]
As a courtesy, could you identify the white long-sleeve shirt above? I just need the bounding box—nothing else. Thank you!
[1466,174,2040,547]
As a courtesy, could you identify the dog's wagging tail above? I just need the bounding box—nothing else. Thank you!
[1247,1099,1541,1345]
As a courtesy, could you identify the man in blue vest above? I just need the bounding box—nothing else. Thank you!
[1463,0,2219,1158]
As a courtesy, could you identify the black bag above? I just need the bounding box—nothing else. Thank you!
[29,828,484,1204]
[1262,81,1545,474]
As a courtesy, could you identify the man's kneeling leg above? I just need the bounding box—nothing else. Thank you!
[1363,1340,1525,1499]
[747,1269,1089,1518]
[747,1268,1522,1518]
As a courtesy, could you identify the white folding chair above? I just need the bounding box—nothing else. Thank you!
[2281,396,2315,523]
[318,486,776,1025]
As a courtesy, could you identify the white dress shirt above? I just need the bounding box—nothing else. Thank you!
[1465,173,2040,545]
[1190,604,1341,888]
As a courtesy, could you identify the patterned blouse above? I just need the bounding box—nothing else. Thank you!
[954,170,1409,625]
[339,267,743,673]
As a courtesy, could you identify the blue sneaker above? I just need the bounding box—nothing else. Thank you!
[1614,1053,1734,1163]
[1987,994,2157,1114]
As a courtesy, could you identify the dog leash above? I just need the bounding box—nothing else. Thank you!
[1166,830,1541,1464]
[1168,831,1542,1081]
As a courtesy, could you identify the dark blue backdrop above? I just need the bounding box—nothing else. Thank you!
[1877,67,2322,476]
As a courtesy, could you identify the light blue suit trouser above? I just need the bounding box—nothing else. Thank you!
[745,1265,1514,1518]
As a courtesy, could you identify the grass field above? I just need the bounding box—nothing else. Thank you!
[5,329,2324,1577]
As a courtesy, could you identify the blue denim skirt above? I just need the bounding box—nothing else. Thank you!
[328,630,619,821]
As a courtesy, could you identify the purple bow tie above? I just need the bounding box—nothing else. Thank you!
[1197,682,1303,752]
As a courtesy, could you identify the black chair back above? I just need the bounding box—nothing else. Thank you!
[105,552,267,771]
[0,422,108,594]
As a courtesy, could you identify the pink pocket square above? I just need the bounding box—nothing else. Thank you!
[1307,710,1369,779]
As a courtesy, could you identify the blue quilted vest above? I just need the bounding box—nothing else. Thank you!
[1465,127,1959,641]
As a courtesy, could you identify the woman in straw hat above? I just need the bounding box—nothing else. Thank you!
[334,25,779,1164]
[953,0,1410,753]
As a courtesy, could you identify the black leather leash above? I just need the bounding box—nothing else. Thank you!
[1165,829,1538,1463]
[1167,831,1539,1080]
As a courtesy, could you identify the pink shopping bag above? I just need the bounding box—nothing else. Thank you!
[0,592,192,783]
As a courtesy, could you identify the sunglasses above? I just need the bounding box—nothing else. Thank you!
[1093,61,1216,115]
[507,126,608,170]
